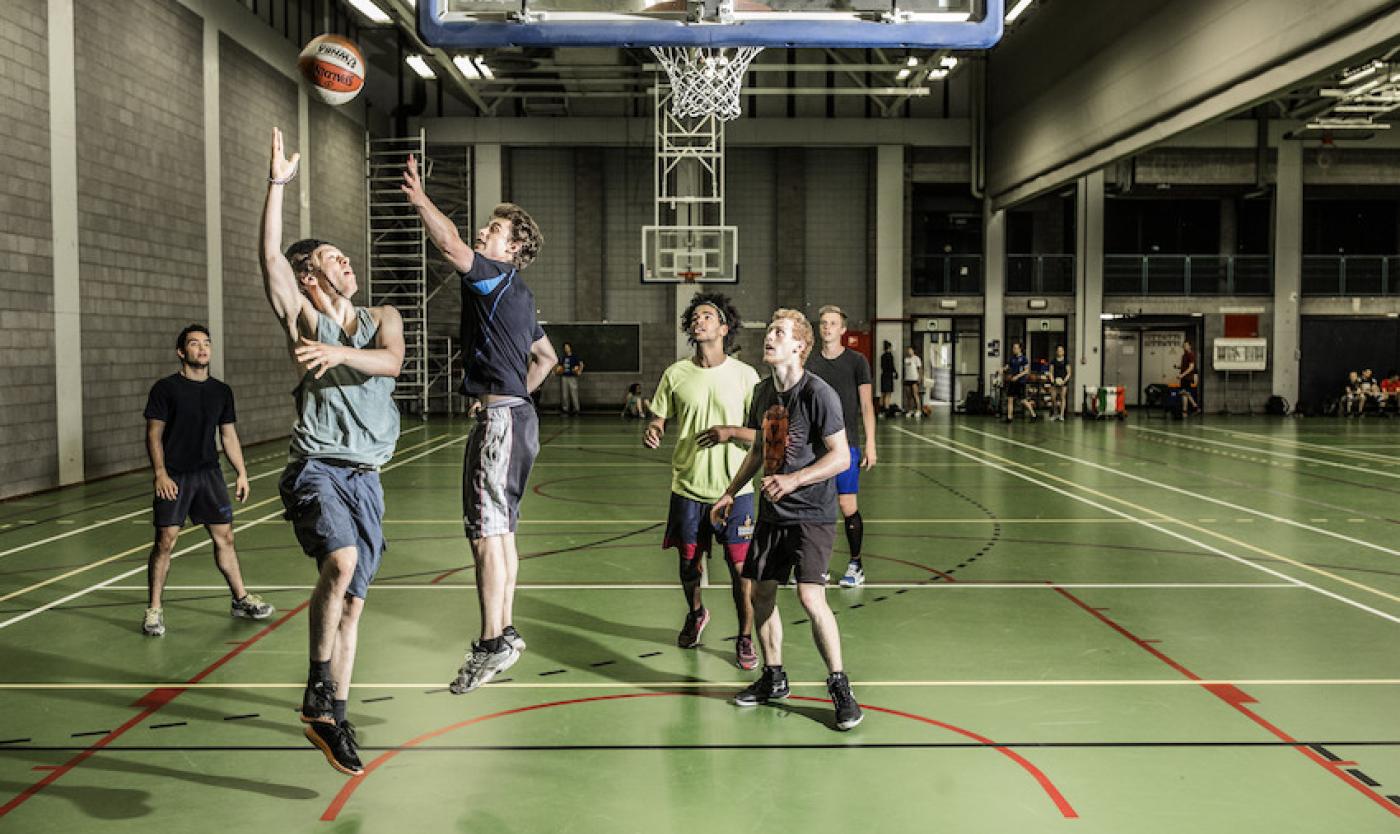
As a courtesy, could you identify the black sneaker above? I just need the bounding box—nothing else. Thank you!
[677,607,710,649]
[301,678,336,723]
[827,671,864,730]
[304,719,364,776]
[734,666,790,707]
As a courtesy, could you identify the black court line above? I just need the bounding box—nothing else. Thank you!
[148,722,187,730]
[423,688,450,694]
[7,740,1400,753]
[539,669,567,677]
[638,651,662,658]
[222,714,259,722]
[589,660,615,668]
[0,739,31,745]
[1348,769,1383,787]
[70,730,111,738]
[361,696,394,703]
[1388,795,1400,808]
[1310,744,1341,762]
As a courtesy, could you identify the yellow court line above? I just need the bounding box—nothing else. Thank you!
[0,431,458,606]
[1,679,1397,690]
[929,429,1400,611]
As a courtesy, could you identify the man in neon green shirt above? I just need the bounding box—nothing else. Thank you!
[644,292,760,669]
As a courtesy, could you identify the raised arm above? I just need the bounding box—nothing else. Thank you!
[526,335,558,394]
[260,127,309,346]
[402,154,476,273]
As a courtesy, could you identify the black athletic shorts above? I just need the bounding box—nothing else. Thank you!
[153,467,233,528]
[742,521,836,586]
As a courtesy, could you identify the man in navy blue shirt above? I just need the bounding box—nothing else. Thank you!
[403,156,557,693]
[1002,341,1036,422]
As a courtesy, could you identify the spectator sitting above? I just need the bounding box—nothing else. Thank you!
[1380,372,1400,415]
[1360,368,1384,416]
[622,382,651,419]
[1341,371,1361,416]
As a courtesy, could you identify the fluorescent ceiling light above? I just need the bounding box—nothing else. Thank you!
[1005,0,1033,23]
[905,56,919,68]
[1340,61,1382,86]
[452,54,481,79]
[345,0,391,24]
[1306,118,1389,130]
[896,68,912,80]
[939,56,958,69]
[406,54,436,80]
[475,55,494,80]
[927,68,949,80]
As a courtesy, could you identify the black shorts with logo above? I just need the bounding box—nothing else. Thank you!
[742,521,836,586]
[153,467,233,527]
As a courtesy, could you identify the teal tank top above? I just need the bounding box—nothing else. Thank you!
[289,307,399,466]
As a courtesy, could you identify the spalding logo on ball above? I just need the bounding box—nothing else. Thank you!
[298,35,365,106]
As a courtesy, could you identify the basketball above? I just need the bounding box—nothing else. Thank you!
[297,34,365,106]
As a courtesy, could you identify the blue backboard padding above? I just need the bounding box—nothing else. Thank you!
[419,1,1003,49]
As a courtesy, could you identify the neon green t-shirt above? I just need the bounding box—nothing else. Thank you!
[649,356,760,502]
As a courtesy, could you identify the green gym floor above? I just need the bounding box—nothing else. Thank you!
[1,414,1399,832]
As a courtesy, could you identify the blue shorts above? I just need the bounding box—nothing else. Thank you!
[278,458,387,599]
[153,467,233,528]
[663,492,755,565]
[834,446,861,496]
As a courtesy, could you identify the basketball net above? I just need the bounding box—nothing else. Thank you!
[651,46,763,122]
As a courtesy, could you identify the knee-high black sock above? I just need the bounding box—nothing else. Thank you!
[844,512,864,565]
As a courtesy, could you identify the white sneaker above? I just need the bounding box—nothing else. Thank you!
[142,607,165,637]
[449,642,520,694]
[230,593,275,620]
[838,562,865,588]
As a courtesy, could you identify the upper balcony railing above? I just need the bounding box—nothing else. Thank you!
[912,254,983,296]
[1007,254,1075,294]
[1103,255,1271,295]
[1301,256,1400,296]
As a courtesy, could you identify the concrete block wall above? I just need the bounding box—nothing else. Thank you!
[220,35,300,446]
[508,148,575,322]
[0,0,58,497]
[0,0,368,499]
[805,148,871,327]
[75,0,207,479]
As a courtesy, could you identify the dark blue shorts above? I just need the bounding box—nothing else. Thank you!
[153,467,233,528]
[278,458,386,599]
[834,446,861,496]
[663,492,755,564]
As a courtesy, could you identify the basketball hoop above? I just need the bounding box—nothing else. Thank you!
[650,46,763,122]
[677,270,703,284]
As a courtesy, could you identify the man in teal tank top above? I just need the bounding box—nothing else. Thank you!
[259,127,404,777]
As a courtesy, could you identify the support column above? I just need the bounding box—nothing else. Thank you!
[203,18,224,378]
[48,0,83,484]
[983,205,1005,392]
[1273,139,1302,405]
[473,143,503,225]
[574,148,605,321]
[1075,169,1105,398]
[874,145,904,370]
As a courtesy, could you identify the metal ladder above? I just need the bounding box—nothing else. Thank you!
[365,131,427,415]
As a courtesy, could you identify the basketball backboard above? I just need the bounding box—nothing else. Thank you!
[418,0,1002,48]
[642,225,738,283]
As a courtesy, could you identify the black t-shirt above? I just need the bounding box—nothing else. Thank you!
[879,350,896,380]
[1051,357,1069,382]
[744,372,844,525]
[143,374,235,474]
[806,348,872,447]
[459,253,546,398]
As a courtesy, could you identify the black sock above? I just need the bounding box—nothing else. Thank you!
[765,664,784,675]
[481,636,505,653]
[309,660,331,683]
[333,699,348,724]
[843,512,864,565]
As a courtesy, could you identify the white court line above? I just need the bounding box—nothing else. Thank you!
[105,582,1300,591]
[898,426,1400,626]
[0,430,464,631]
[0,425,429,561]
[0,678,1395,690]
[1197,425,1399,465]
[960,426,1400,564]
[1130,424,1400,480]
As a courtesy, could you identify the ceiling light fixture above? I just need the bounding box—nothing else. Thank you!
[406,54,436,80]
[939,56,958,69]
[452,54,481,79]
[345,0,392,24]
[1005,0,1033,23]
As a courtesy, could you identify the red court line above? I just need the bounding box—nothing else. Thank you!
[322,691,1077,821]
[0,601,309,819]
[1052,585,1400,819]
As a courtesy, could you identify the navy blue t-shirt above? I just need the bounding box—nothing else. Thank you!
[459,253,545,398]
[1007,354,1028,378]
[1051,357,1069,381]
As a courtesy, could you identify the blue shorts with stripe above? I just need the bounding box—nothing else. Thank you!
[663,492,755,564]
[834,446,861,495]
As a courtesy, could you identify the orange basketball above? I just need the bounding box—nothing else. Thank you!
[298,35,365,106]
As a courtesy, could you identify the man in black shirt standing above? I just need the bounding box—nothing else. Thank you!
[141,324,273,637]
[403,156,557,694]
[807,305,877,588]
[712,309,864,731]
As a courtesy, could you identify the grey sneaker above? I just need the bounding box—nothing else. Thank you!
[828,671,864,730]
[141,607,165,637]
[231,593,275,620]
[449,641,520,694]
[502,625,527,653]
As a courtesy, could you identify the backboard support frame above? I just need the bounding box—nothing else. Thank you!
[418,0,1003,49]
